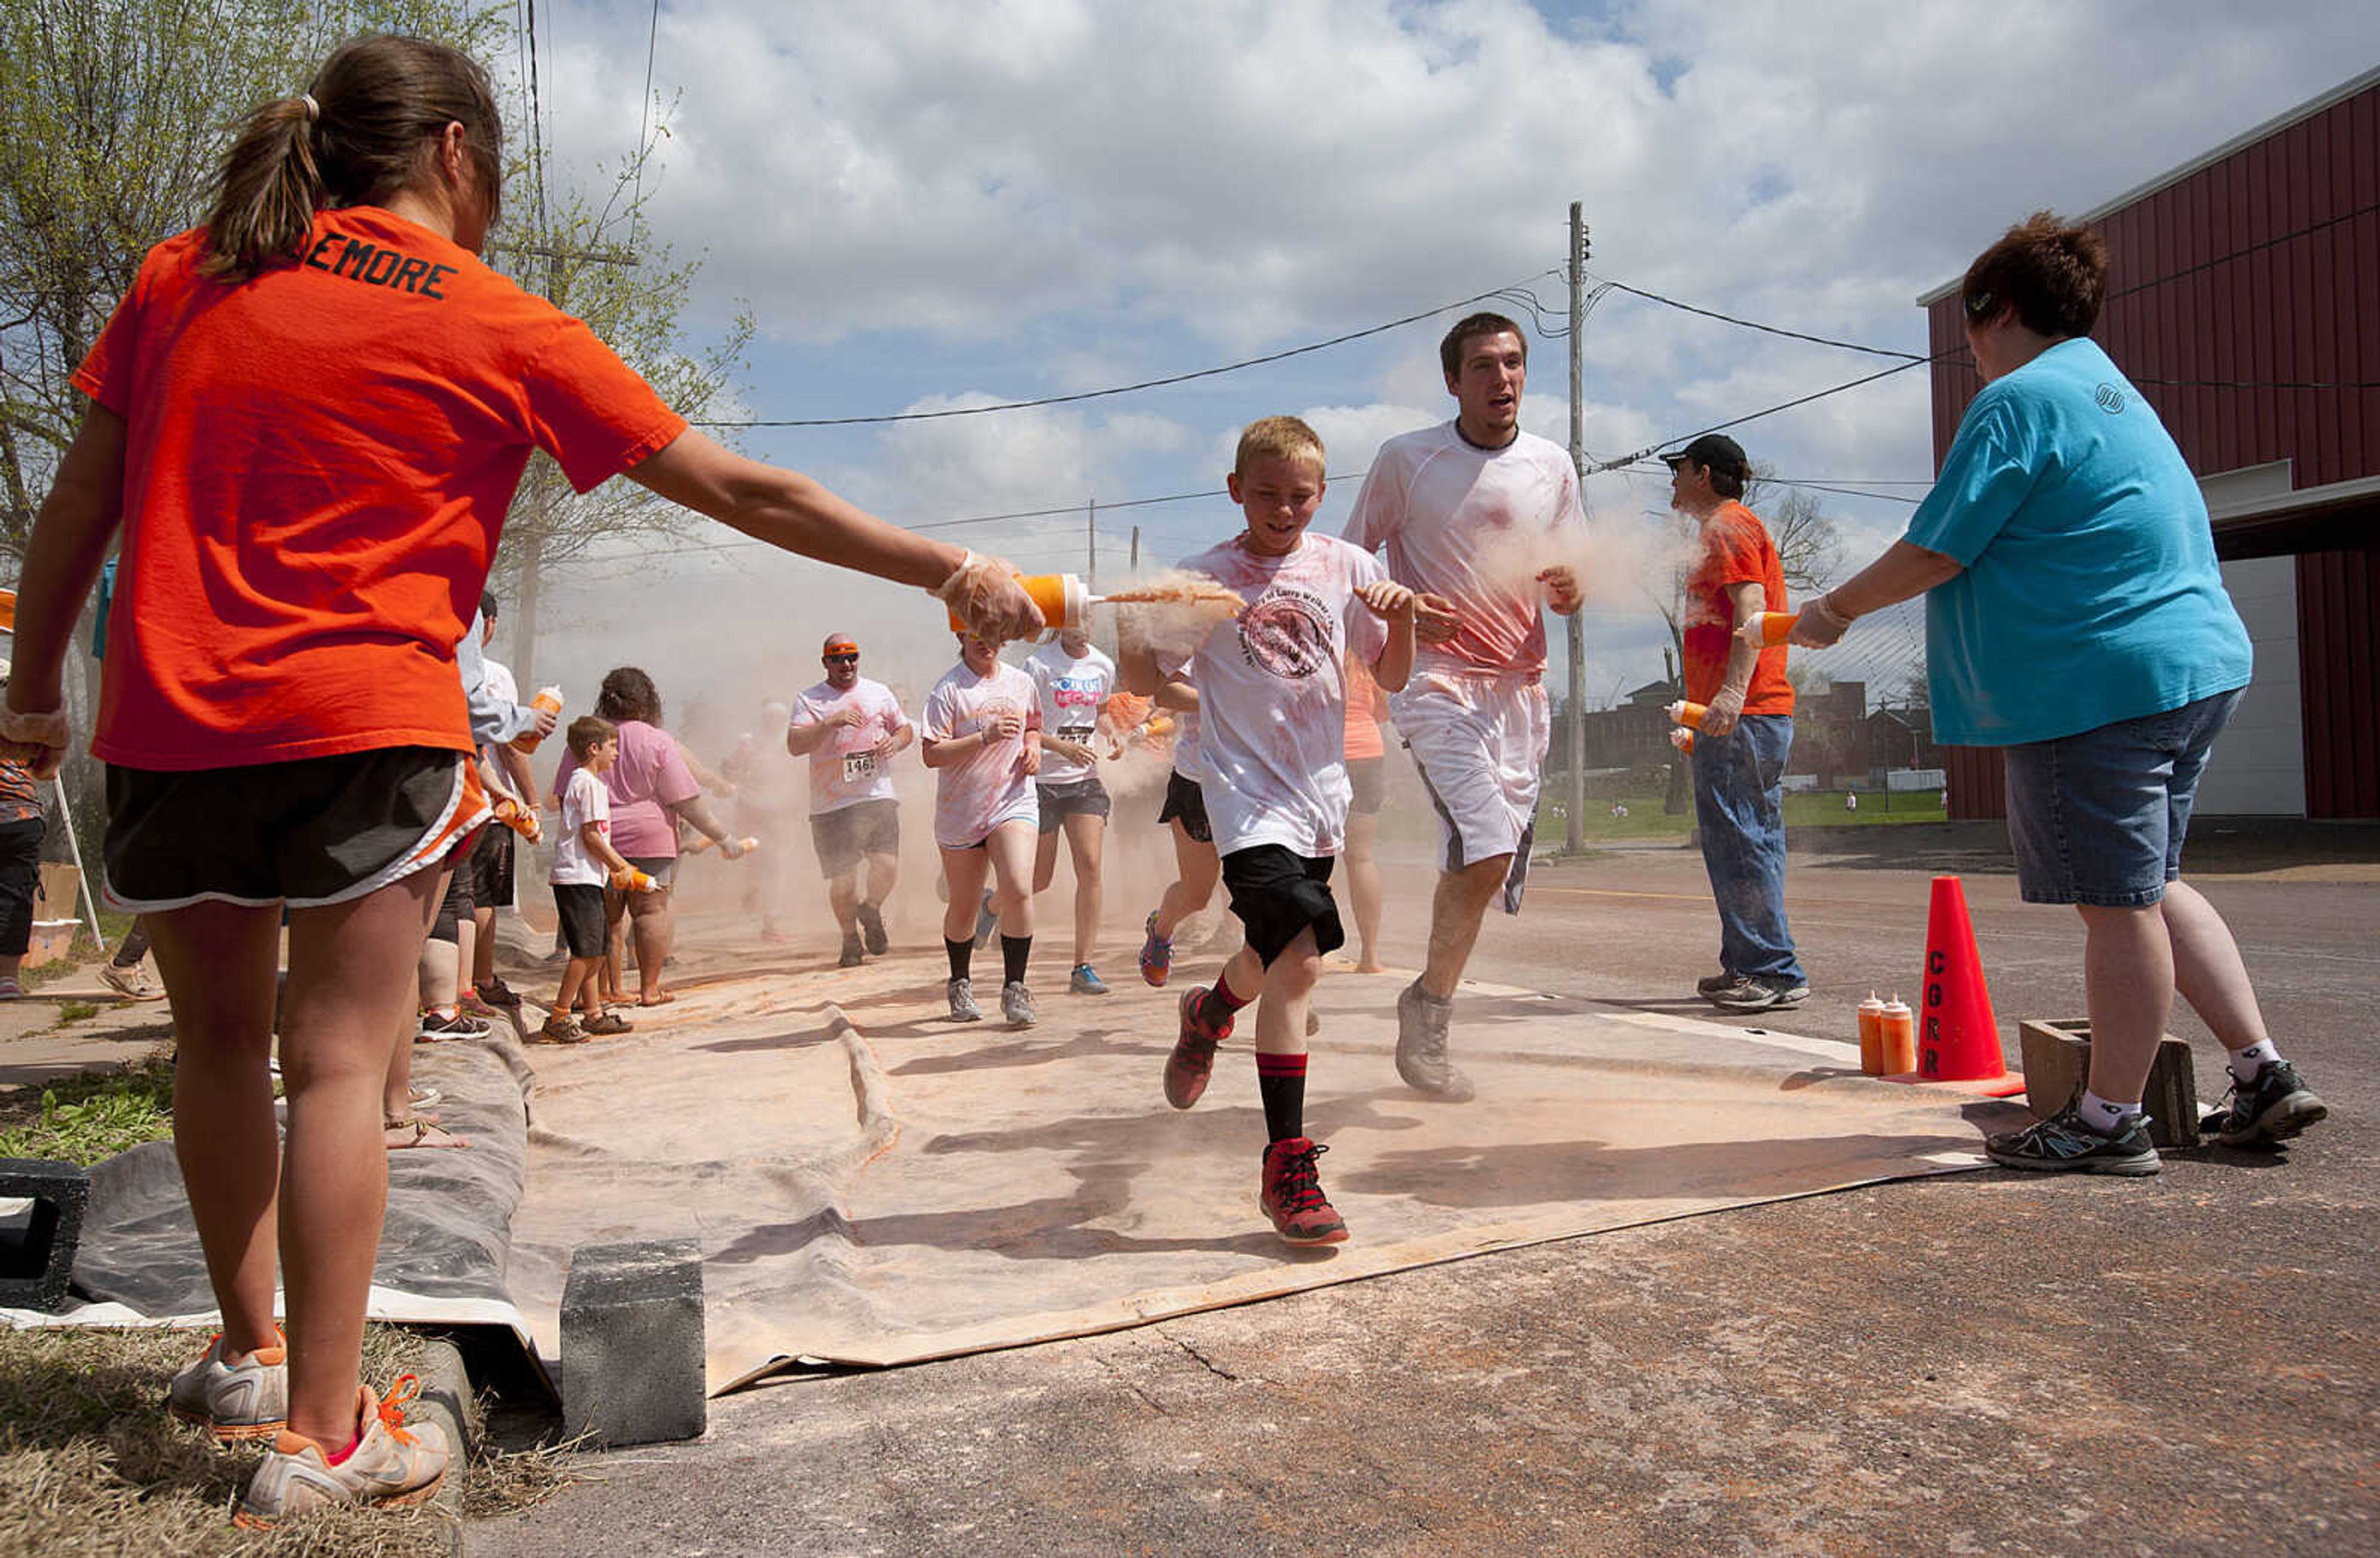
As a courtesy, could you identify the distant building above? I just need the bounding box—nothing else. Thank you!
[1917,68,2379,820]
[1577,677,1678,772]
[1866,705,1939,773]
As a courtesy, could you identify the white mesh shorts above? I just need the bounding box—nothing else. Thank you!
[1391,669,1549,914]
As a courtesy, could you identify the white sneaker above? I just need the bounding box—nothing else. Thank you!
[100,961,167,1001]
[166,1330,287,1441]
[234,1378,449,1529]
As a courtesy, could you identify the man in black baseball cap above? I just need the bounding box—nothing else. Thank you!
[1664,432,1809,1014]
[1659,433,1751,487]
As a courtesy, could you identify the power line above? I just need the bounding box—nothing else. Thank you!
[1589,351,1955,474]
[1593,277,1926,361]
[690,274,1560,428]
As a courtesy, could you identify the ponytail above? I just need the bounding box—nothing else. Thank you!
[201,97,328,283]
[200,35,504,285]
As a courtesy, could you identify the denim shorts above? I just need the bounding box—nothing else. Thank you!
[2001,689,2242,907]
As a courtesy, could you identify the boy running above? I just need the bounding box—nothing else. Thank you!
[922,632,1042,1026]
[1124,416,1416,1246]
[1026,627,1118,994]
[544,717,638,1043]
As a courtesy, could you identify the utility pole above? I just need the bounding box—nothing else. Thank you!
[1130,525,1140,572]
[1087,497,1098,590]
[1564,201,1590,854]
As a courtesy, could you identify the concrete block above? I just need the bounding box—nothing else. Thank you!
[0,1157,90,1312]
[2017,1018,2199,1148]
[562,1237,706,1447]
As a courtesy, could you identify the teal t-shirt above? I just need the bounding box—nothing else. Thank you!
[1905,338,2250,746]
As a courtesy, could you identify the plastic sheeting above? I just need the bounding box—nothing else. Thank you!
[500,948,2027,1391]
[15,1035,540,1357]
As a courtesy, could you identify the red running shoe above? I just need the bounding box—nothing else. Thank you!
[1164,986,1232,1109]
[1259,1137,1349,1244]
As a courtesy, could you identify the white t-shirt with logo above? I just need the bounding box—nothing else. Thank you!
[552,766,612,887]
[1025,642,1116,787]
[1163,532,1388,857]
[788,677,908,817]
[1341,422,1586,676]
[922,660,1042,849]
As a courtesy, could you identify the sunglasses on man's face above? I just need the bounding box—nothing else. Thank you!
[825,652,859,664]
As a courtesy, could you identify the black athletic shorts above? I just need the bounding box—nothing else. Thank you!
[811,799,900,877]
[1035,776,1112,832]
[103,746,468,913]
[469,824,516,910]
[1222,844,1343,967]
[552,882,607,958]
[1347,756,1385,818]
[1156,771,1211,846]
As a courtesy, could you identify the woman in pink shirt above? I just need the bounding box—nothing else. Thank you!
[552,667,746,1006]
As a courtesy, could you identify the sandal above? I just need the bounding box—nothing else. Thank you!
[581,1010,635,1036]
[383,1116,470,1150]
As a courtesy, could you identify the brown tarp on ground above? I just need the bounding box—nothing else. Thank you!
[502,937,2025,1391]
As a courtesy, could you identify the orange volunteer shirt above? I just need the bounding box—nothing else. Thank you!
[1681,500,1794,716]
[73,208,687,770]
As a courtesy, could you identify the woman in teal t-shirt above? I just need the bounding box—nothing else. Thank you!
[1778,212,2324,1176]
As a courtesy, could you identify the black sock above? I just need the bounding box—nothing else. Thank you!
[1196,970,1254,1030]
[1002,934,1031,986]
[1257,1051,1308,1142]
[945,937,972,981]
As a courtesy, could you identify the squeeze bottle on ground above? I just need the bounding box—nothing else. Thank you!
[511,686,565,752]
[1878,995,1916,1074]
[1856,991,1887,1076]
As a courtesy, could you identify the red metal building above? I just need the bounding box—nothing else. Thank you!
[1917,66,2379,820]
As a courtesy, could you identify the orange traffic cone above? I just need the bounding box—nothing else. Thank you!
[1888,875,2026,1097]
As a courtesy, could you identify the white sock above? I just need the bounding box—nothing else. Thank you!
[2228,1039,2281,1084]
[2078,1090,2142,1135]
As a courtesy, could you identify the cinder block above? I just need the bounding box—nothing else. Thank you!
[0,1157,91,1312]
[2017,1018,2198,1148]
[561,1237,706,1447]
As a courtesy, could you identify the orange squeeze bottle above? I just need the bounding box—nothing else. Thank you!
[1755,612,1799,647]
[1665,699,1709,730]
[1878,995,1916,1074]
[1668,725,1695,756]
[511,686,565,752]
[946,573,1088,637]
[1856,991,1887,1076]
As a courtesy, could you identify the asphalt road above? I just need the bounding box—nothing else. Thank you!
[472,830,2378,1557]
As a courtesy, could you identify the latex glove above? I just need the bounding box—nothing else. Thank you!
[935,550,1045,642]
[1700,686,1745,739]
[0,706,69,781]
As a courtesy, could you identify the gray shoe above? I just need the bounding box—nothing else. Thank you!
[1002,981,1038,1027]
[1395,980,1474,1102]
[946,977,982,1022]
[234,1379,449,1529]
[857,902,890,956]
[167,1331,288,1441]
[1706,975,1809,1012]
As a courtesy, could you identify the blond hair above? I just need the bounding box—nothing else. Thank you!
[1233,415,1326,479]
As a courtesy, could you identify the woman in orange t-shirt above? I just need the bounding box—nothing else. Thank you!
[0,35,1038,1528]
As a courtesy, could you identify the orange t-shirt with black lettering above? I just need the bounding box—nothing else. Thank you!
[1681,500,1794,716]
[71,208,687,770]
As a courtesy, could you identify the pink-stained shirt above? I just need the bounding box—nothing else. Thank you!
[1341,422,1586,676]
[923,660,1041,849]
[788,677,908,816]
[551,718,698,860]
[1163,532,1388,857]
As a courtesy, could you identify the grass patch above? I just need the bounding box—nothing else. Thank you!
[1540,786,1950,843]
[0,1058,176,1167]
[55,1003,100,1025]
[0,1323,446,1557]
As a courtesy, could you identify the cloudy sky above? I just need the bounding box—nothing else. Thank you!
[506,0,2375,717]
